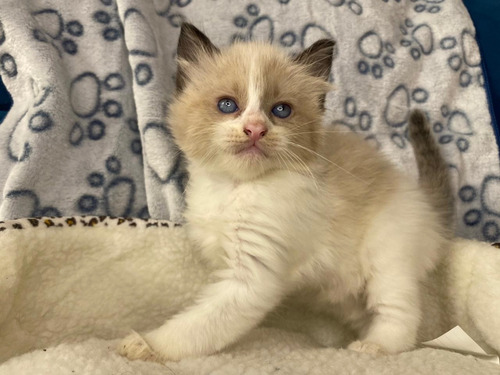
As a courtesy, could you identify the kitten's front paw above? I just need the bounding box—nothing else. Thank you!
[118,331,160,362]
[347,340,387,355]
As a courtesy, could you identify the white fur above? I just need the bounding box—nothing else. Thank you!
[126,160,446,361]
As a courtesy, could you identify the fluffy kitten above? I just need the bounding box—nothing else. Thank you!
[119,23,453,361]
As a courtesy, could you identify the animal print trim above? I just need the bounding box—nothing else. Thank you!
[0,216,181,233]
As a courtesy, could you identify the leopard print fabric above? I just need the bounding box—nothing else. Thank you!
[0,217,499,251]
[0,216,180,232]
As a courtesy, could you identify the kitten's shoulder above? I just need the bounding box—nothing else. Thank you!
[318,130,402,199]
[320,130,394,171]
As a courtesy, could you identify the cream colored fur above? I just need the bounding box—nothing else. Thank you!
[119,25,451,361]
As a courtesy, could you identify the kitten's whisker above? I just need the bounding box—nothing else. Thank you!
[281,150,304,178]
[276,152,295,178]
[287,120,320,132]
[286,141,369,185]
[198,147,217,168]
[287,130,355,136]
[281,148,322,193]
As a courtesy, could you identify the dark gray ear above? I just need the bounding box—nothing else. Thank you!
[294,39,335,81]
[176,23,220,92]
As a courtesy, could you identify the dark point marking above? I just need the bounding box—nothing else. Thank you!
[28,218,40,227]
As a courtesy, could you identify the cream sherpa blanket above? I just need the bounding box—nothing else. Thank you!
[0,216,499,374]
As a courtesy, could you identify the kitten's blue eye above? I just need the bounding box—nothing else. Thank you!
[218,98,239,114]
[271,103,292,119]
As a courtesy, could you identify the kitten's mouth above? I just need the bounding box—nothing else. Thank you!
[235,142,267,158]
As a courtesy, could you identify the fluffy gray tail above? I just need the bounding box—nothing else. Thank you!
[408,110,455,233]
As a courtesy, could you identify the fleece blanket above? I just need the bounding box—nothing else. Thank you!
[0,0,499,241]
[0,217,500,374]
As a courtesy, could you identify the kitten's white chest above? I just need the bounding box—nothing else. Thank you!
[184,166,328,271]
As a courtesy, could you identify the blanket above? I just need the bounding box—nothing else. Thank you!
[0,216,499,374]
[0,0,499,241]
[1,0,500,373]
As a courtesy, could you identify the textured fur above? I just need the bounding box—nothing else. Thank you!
[119,23,453,362]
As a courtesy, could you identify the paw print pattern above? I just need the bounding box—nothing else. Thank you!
[92,3,122,42]
[4,189,61,217]
[323,0,363,16]
[440,30,483,88]
[232,4,274,43]
[399,19,433,60]
[126,117,143,158]
[459,177,500,242]
[69,71,126,146]
[0,19,5,46]
[78,156,136,217]
[143,122,188,192]
[336,97,379,149]
[383,84,430,148]
[0,20,18,79]
[154,0,191,27]
[410,0,444,14]
[8,81,55,162]
[0,54,17,78]
[357,31,396,79]
[123,8,155,87]
[298,23,335,51]
[32,9,84,56]
[231,3,334,60]
[432,105,473,153]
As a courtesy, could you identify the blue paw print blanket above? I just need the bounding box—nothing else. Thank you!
[0,0,499,241]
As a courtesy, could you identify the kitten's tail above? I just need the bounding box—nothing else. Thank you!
[408,110,455,234]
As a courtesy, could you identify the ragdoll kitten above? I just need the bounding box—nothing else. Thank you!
[119,23,453,362]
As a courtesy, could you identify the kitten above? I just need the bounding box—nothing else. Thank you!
[119,23,453,362]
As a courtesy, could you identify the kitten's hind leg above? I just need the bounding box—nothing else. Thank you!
[348,269,422,354]
[348,228,427,355]
[347,183,443,354]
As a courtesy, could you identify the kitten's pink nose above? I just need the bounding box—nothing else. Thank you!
[243,123,268,141]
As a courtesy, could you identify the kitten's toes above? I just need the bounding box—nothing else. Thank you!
[118,331,160,362]
[347,340,387,355]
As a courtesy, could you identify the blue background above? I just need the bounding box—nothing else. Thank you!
[463,0,500,143]
[0,72,11,123]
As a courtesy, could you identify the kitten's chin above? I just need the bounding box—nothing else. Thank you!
[235,145,267,158]
[202,150,275,181]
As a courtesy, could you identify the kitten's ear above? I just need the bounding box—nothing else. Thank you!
[176,23,220,92]
[294,39,335,81]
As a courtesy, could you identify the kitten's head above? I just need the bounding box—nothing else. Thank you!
[169,23,335,181]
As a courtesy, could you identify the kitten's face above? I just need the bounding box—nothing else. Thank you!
[169,24,334,181]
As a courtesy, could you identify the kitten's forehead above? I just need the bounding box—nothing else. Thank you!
[207,42,306,105]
